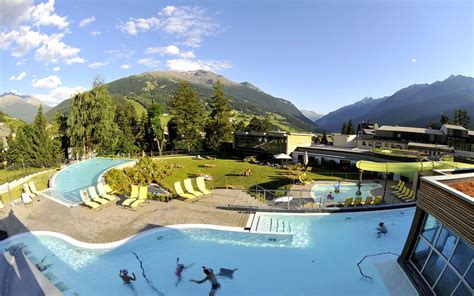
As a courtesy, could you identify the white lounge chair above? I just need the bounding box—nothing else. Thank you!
[23,183,36,197]
[21,193,33,206]
[28,181,40,195]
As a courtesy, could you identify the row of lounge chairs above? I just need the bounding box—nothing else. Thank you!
[21,181,41,205]
[174,177,211,200]
[391,181,416,202]
[339,196,382,207]
[121,185,148,209]
[80,184,117,209]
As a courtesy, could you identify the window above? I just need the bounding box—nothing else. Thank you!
[454,282,471,296]
[412,238,431,271]
[451,240,474,275]
[434,267,460,296]
[466,265,473,288]
[422,252,446,286]
[421,215,441,243]
[435,226,458,258]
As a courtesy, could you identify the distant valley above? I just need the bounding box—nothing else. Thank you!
[0,92,50,123]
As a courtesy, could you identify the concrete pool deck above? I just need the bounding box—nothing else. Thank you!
[0,189,252,244]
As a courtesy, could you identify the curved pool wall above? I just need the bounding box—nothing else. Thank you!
[0,208,416,295]
[43,158,133,207]
[312,181,382,203]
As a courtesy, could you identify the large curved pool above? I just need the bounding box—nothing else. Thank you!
[43,158,132,206]
[0,208,416,295]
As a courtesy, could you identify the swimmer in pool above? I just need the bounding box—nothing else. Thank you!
[376,222,388,237]
[175,257,194,286]
[119,269,136,283]
[327,191,334,200]
[191,267,221,296]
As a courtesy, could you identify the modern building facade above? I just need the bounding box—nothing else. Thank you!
[399,172,473,295]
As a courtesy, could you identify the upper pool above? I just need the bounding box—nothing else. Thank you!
[0,208,416,295]
[43,158,132,206]
[312,182,382,203]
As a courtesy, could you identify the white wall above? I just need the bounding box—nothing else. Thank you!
[333,133,356,148]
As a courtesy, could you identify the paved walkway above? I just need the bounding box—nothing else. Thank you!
[0,189,250,243]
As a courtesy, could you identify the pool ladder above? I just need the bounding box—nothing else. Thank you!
[268,218,291,233]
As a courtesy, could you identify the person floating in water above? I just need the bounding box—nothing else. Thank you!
[376,222,388,237]
[175,257,194,286]
[327,191,334,200]
[191,267,221,296]
[119,269,136,283]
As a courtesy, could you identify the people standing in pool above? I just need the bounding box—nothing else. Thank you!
[376,222,388,237]
[327,191,334,200]
[119,269,136,283]
[191,267,221,296]
[175,257,194,286]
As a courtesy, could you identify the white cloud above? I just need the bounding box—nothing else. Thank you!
[52,66,60,71]
[411,58,417,63]
[167,58,231,72]
[0,0,32,27]
[146,45,195,59]
[9,71,26,81]
[10,89,19,94]
[35,33,85,64]
[28,0,69,29]
[138,58,160,68]
[34,85,86,106]
[79,16,95,28]
[32,75,62,88]
[89,30,101,36]
[159,6,176,16]
[105,49,135,59]
[118,17,160,35]
[120,64,130,69]
[0,26,48,56]
[88,61,109,68]
[180,50,195,59]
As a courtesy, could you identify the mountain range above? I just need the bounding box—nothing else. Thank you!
[300,110,324,122]
[46,70,317,132]
[0,92,50,123]
[316,75,474,131]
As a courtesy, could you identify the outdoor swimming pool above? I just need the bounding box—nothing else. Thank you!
[0,208,416,295]
[312,182,382,203]
[43,158,132,206]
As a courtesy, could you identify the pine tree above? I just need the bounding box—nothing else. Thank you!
[341,122,347,134]
[6,125,35,167]
[246,116,271,132]
[148,103,166,155]
[454,109,470,129]
[234,120,246,132]
[31,105,52,166]
[347,120,354,134]
[167,81,205,151]
[55,112,70,161]
[115,101,138,155]
[204,81,233,151]
[440,114,450,125]
[321,132,328,144]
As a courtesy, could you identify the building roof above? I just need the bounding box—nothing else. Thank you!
[234,131,314,137]
[422,173,474,204]
[441,124,467,130]
[377,125,446,135]
[407,142,454,151]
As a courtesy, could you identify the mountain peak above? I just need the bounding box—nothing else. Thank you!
[240,81,263,92]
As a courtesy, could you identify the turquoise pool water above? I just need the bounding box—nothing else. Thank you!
[0,208,415,295]
[312,182,382,203]
[43,158,132,206]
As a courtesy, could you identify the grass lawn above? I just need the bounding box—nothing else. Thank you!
[158,157,340,193]
[1,171,51,203]
[0,167,47,185]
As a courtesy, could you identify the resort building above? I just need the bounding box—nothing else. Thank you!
[398,172,473,295]
[233,131,313,157]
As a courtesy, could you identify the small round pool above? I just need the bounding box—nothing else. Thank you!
[311,182,382,203]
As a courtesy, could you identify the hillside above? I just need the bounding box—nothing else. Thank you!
[0,92,51,123]
[316,75,474,131]
[46,70,317,132]
[300,109,324,122]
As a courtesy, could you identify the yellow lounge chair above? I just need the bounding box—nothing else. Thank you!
[390,180,404,190]
[88,186,110,205]
[174,182,195,199]
[372,196,382,205]
[403,190,416,201]
[196,177,211,195]
[104,184,116,194]
[130,186,148,209]
[80,189,100,209]
[353,197,363,206]
[122,185,140,207]
[392,185,406,195]
[23,183,36,198]
[184,178,202,197]
[398,188,412,199]
[97,183,116,201]
[341,197,353,207]
[28,181,40,195]
[395,187,409,197]
[363,196,373,205]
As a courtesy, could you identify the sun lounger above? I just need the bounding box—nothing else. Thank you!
[403,190,416,201]
[341,197,353,207]
[23,183,36,197]
[372,196,382,205]
[28,181,40,195]
[88,186,110,205]
[174,182,195,199]
[398,188,413,199]
[122,185,140,207]
[196,177,211,195]
[184,179,202,197]
[363,196,373,205]
[104,184,116,194]
[395,187,409,197]
[392,185,406,195]
[353,197,363,206]
[79,189,100,209]
[96,184,116,201]
[390,180,403,190]
[130,186,148,209]
[21,193,33,206]
[274,196,294,203]
[0,200,4,210]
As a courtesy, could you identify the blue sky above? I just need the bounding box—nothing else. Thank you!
[1,0,473,113]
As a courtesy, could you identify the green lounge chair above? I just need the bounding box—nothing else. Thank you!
[363,196,373,205]
[353,197,363,206]
[174,182,195,199]
[122,185,140,207]
[372,196,382,205]
[97,183,116,201]
[23,183,36,198]
[80,189,100,209]
[341,197,353,207]
[184,178,202,197]
[88,186,110,205]
[196,177,211,195]
[28,181,40,195]
[130,186,148,209]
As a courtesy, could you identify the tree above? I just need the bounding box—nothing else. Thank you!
[204,81,233,150]
[55,112,70,161]
[167,81,205,151]
[115,101,138,155]
[440,114,450,125]
[246,116,271,132]
[234,120,246,132]
[341,122,347,134]
[453,109,470,129]
[148,103,166,155]
[67,78,118,158]
[321,132,328,145]
[347,120,354,134]
[31,105,54,166]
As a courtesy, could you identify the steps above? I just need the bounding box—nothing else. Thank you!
[249,214,292,234]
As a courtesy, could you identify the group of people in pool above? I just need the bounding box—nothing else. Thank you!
[120,257,222,296]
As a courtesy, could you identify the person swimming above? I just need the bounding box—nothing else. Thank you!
[175,257,194,286]
[191,267,221,296]
[119,269,136,283]
[327,191,334,200]
[376,222,388,237]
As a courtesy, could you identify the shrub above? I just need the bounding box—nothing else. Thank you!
[104,169,131,195]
